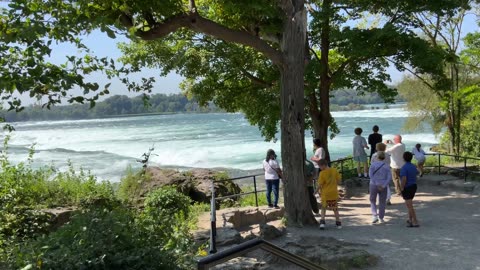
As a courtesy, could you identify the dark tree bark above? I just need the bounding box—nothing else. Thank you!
[308,0,333,162]
[280,0,316,226]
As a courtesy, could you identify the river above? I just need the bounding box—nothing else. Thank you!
[3,106,439,182]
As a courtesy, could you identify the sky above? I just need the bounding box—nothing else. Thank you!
[2,2,478,105]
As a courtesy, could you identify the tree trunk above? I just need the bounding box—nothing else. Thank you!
[308,92,331,162]
[280,0,316,226]
[308,0,332,162]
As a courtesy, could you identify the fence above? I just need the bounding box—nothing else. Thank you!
[424,153,480,182]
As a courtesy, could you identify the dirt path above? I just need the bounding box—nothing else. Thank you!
[285,179,480,270]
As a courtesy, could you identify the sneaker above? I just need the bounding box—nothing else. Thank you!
[386,200,392,206]
[274,205,280,209]
[336,221,342,229]
[379,218,385,224]
[319,220,326,230]
[372,216,379,224]
[268,204,273,208]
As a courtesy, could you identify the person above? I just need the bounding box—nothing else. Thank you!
[352,127,369,178]
[368,152,392,224]
[400,151,420,227]
[371,142,392,205]
[304,156,319,214]
[317,159,342,229]
[310,138,325,184]
[262,149,282,209]
[412,143,426,177]
[385,135,406,195]
[368,125,382,160]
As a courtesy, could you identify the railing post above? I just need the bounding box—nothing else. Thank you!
[438,154,441,175]
[209,180,217,254]
[340,160,344,181]
[464,157,467,182]
[253,175,258,207]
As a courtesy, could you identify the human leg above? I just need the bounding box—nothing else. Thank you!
[265,180,273,207]
[386,185,392,205]
[319,204,327,229]
[307,186,319,213]
[363,161,369,177]
[356,160,362,176]
[369,185,379,220]
[272,179,280,207]
[391,168,402,195]
[378,188,388,220]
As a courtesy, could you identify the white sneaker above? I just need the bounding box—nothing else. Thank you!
[319,223,325,230]
[379,218,385,224]
[372,216,379,224]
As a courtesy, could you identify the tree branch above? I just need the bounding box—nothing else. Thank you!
[240,68,274,88]
[119,12,283,67]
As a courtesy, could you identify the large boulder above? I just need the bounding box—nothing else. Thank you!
[137,167,241,205]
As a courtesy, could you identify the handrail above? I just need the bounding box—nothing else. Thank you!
[197,238,327,270]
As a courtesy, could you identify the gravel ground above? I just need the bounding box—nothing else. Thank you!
[286,177,480,270]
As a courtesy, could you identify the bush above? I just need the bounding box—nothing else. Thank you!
[116,166,149,203]
[9,206,180,270]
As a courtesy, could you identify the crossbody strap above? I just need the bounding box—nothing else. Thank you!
[372,163,385,178]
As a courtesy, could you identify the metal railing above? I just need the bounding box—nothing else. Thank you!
[425,153,480,182]
[197,238,327,270]
[214,174,264,207]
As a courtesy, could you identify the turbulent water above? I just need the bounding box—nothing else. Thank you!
[2,106,439,182]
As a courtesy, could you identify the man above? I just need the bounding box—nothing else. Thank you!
[385,135,406,196]
[368,125,382,161]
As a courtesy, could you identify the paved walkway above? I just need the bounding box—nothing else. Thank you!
[286,175,480,270]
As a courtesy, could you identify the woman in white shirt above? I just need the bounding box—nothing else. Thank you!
[412,144,426,177]
[263,149,282,209]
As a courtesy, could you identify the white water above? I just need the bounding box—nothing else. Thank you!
[2,107,440,182]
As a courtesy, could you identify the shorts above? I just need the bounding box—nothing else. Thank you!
[416,158,426,165]
[353,154,367,163]
[402,184,417,200]
[322,200,338,210]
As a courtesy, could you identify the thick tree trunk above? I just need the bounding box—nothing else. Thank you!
[308,92,331,162]
[308,0,332,162]
[280,0,316,226]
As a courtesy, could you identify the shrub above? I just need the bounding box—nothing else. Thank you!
[9,206,180,270]
[116,166,149,203]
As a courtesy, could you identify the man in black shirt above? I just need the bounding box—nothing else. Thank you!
[368,125,382,161]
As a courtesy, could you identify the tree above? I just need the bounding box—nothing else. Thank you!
[0,1,314,225]
[119,0,464,161]
[396,2,475,156]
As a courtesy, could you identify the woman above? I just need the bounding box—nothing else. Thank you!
[368,151,392,224]
[310,138,325,186]
[263,149,282,209]
[412,143,426,177]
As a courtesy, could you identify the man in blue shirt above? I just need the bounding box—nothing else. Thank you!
[400,151,420,227]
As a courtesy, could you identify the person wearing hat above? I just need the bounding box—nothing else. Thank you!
[262,149,282,209]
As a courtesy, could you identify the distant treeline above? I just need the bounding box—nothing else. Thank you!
[1,94,221,122]
[330,89,404,106]
[1,90,401,122]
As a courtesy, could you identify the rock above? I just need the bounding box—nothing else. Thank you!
[259,224,286,240]
[216,227,242,246]
[135,167,241,205]
[224,206,285,230]
[262,235,378,270]
[212,257,267,270]
[42,207,77,230]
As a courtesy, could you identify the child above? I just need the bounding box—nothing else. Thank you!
[317,159,342,229]
[400,151,420,227]
[412,143,426,177]
[352,127,369,178]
